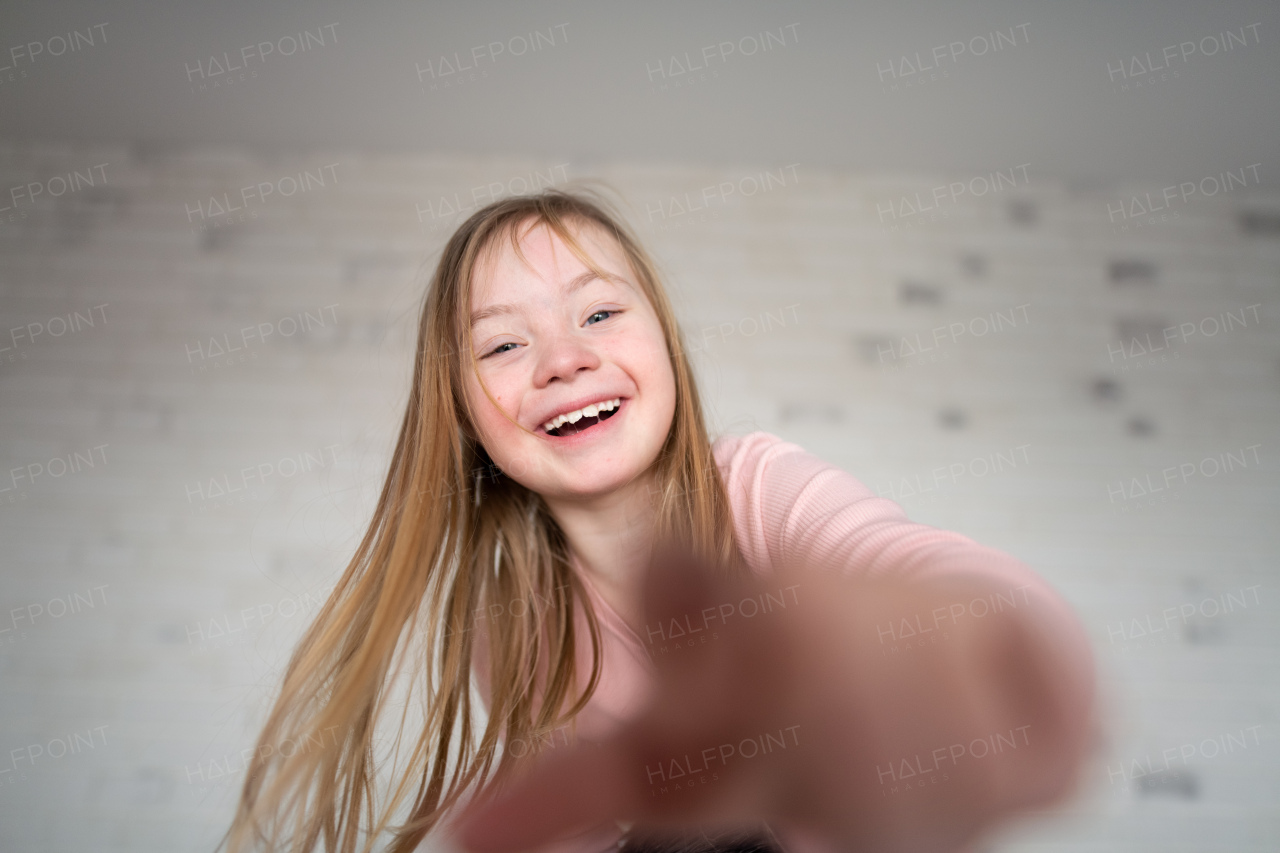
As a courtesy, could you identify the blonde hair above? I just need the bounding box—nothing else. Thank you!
[220,187,743,852]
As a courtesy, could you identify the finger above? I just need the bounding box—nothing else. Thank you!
[636,546,803,814]
[451,720,771,853]
[452,739,639,853]
[639,546,757,733]
[641,543,722,651]
[454,550,793,852]
[643,544,799,718]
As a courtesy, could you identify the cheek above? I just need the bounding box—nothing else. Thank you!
[465,376,510,440]
[640,329,676,394]
[613,321,672,377]
[466,374,534,471]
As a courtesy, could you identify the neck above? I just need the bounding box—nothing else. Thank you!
[542,468,659,624]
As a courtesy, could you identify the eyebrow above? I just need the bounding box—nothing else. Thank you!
[469,270,608,327]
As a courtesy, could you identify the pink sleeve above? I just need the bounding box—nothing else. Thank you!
[713,431,1096,853]
[713,430,1085,609]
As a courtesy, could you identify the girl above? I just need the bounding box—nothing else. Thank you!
[221,188,1096,853]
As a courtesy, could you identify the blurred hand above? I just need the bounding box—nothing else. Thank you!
[447,545,1084,853]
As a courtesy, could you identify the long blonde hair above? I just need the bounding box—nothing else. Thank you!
[220,187,743,852]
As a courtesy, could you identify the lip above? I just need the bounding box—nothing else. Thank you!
[534,394,628,434]
[536,397,628,443]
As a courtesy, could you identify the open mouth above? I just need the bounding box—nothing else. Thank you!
[543,398,622,438]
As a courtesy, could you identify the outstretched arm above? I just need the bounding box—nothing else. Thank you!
[447,542,1095,853]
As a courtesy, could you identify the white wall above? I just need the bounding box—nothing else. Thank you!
[0,144,1276,851]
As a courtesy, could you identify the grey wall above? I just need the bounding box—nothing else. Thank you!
[2,0,1278,189]
[1,2,1278,852]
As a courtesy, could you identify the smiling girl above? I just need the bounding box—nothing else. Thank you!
[221,189,1095,853]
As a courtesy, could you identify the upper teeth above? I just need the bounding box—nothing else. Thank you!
[543,398,620,432]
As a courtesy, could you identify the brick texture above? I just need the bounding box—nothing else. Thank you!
[0,145,1276,851]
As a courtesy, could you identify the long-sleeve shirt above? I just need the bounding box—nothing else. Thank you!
[464,431,1095,853]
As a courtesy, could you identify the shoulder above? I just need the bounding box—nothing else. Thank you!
[709,431,889,576]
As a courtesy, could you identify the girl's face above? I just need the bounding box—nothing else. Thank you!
[463,218,677,503]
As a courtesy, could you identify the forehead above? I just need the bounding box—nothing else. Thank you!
[469,217,632,305]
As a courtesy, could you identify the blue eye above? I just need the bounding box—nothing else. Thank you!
[484,342,519,358]
[481,312,617,358]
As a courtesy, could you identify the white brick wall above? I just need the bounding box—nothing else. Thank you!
[0,144,1276,852]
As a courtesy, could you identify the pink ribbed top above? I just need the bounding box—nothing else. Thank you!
[465,431,1092,853]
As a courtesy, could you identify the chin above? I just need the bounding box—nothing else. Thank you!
[545,461,650,501]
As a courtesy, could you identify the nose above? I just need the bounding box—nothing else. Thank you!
[532,328,601,387]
